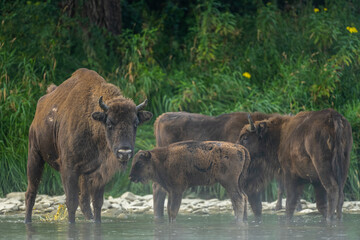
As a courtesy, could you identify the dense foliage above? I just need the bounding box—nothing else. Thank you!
[1,0,359,202]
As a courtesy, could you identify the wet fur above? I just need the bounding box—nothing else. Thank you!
[129,141,251,222]
[152,111,279,219]
[239,109,352,221]
[25,68,152,223]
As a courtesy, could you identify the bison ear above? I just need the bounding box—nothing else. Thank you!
[92,112,107,123]
[138,111,153,125]
[257,122,268,138]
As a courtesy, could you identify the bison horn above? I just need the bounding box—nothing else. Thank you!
[248,114,256,132]
[99,96,109,112]
[136,99,148,111]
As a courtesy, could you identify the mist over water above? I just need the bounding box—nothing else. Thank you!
[1,214,359,240]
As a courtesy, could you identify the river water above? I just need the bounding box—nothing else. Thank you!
[1,213,359,240]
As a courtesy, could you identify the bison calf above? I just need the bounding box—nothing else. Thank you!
[129,141,250,222]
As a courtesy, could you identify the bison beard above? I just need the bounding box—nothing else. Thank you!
[25,68,153,223]
[239,109,352,221]
[129,141,251,223]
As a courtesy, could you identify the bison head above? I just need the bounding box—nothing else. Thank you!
[92,96,153,162]
[237,114,268,159]
[129,150,153,184]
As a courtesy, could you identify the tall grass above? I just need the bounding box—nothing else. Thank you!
[0,0,359,201]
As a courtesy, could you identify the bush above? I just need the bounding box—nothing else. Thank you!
[0,0,359,201]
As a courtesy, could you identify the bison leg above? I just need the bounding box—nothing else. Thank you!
[321,179,339,221]
[284,176,304,220]
[226,186,247,222]
[61,171,80,223]
[167,191,182,223]
[92,186,105,223]
[275,177,302,212]
[275,177,285,211]
[313,182,327,218]
[247,191,262,221]
[153,182,167,219]
[79,175,94,220]
[313,161,340,221]
[337,185,345,221]
[25,149,45,223]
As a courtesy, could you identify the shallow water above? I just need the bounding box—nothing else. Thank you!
[1,213,360,240]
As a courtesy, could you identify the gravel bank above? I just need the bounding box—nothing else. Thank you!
[1,192,360,220]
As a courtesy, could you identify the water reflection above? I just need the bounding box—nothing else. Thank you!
[3,214,359,240]
[153,216,249,240]
[26,221,104,240]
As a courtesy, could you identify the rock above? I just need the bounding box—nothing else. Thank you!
[6,192,25,201]
[102,200,111,209]
[130,200,143,207]
[130,206,151,214]
[51,195,66,204]
[0,202,18,212]
[1,192,360,217]
[296,209,316,215]
[121,192,137,201]
[110,203,122,209]
[117,213,128,219]
[192,208,209,214]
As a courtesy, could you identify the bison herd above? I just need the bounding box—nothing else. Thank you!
[25,69,353,224]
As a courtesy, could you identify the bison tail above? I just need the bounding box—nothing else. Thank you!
[332,113,352,214]
[46,84,57,94]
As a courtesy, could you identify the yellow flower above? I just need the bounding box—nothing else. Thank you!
[314,8,320,13]
[347,26,358,34]
[242,72,251,79]
[324,8,328,11]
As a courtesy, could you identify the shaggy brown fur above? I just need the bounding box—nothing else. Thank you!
[129,141,251,222]
[238,109,352,221]
[25,68,153,223]
[152,111,279,219]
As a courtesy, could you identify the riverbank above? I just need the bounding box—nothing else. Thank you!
[1,192,360,220]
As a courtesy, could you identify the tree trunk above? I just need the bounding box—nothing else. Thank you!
[62,0,122,35]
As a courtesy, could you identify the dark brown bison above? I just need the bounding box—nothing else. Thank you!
[25,68,153,223]
[152,111,279,219]
[129,141,250,222]
[238,109,352,221]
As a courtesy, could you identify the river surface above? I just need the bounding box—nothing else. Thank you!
[1,213,359,240]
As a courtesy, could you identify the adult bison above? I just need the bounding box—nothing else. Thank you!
[25,68,153,223]
[129,141,250,222]
[238,109,352,221]
[152,111,279,219]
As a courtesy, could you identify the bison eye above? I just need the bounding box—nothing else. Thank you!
[240,135,248,143]
[106,120,113,129]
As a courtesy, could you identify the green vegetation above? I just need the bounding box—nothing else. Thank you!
[1,0,359,202]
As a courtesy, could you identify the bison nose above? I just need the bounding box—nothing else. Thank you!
[116,149,133,161]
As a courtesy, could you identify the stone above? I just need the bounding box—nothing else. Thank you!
[102,200,111,209]
[117,213,128,219]
[6,192,25,201]
[130,206,151,214]
[296,209,316,215]
[121,192,137,201]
